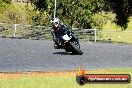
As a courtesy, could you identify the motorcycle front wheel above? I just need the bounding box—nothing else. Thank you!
[70,42,83,55]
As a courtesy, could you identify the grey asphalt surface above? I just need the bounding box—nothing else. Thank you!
[0,38,132,72]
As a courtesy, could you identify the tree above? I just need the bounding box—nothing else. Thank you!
[0,0,11,12]
[75,0,105,29]
[30,0,48,11]
[0,0,11,23]
[55,0,79,27]
[104,0,132,30]
[48,0,105,29]
[0,0,11,3]
[31,0,132,30]
[31,0,105,29]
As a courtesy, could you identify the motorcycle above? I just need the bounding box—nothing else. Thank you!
[54,30,83,55]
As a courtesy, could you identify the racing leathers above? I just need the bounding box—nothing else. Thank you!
[51,24,71,48]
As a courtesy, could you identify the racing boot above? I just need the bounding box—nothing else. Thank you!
[54,43,60,49]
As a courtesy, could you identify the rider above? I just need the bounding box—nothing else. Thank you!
[51,18,71,49]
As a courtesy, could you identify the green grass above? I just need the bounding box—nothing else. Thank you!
[97,30,132,44]
[103,20,132,30]
[95,13,132,43]
[102,12,132,30]
[0,68,132,88]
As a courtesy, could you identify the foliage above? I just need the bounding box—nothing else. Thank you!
[0,0,11,4]
[1,0,132,30]
[31,0,106,29]
[0,0,8,13]
[75,0,105,29]
[92,12,111,30]
[0,0,11,23]
[30,0,132,30]
[30,0,48,11]
[4,5,21,23]
[0,0,11,14]
[0,4,28,24]
[52,0,106,29]
[25,4,50,26]
[0,3,50,25]
[104,0,132,30]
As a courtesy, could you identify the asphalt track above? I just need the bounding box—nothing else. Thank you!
[0,38,132,72]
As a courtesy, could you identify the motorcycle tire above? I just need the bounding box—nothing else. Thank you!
[70,42,83,55]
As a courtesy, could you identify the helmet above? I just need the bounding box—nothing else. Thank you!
[51,18,60,28]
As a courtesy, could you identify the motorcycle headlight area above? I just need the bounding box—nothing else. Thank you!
[62,34,71,41]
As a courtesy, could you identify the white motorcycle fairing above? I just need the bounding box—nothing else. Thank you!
[62,34,71,41]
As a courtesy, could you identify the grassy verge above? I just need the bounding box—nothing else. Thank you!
[103,17,132,31]
[0,68,132,88]
[97,30,132,44]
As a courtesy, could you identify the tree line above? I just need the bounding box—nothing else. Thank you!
[31,0,132,30]
[0,0,132,30]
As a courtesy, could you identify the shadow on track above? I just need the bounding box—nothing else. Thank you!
[53,52,81,55]
[53,52,72,55]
